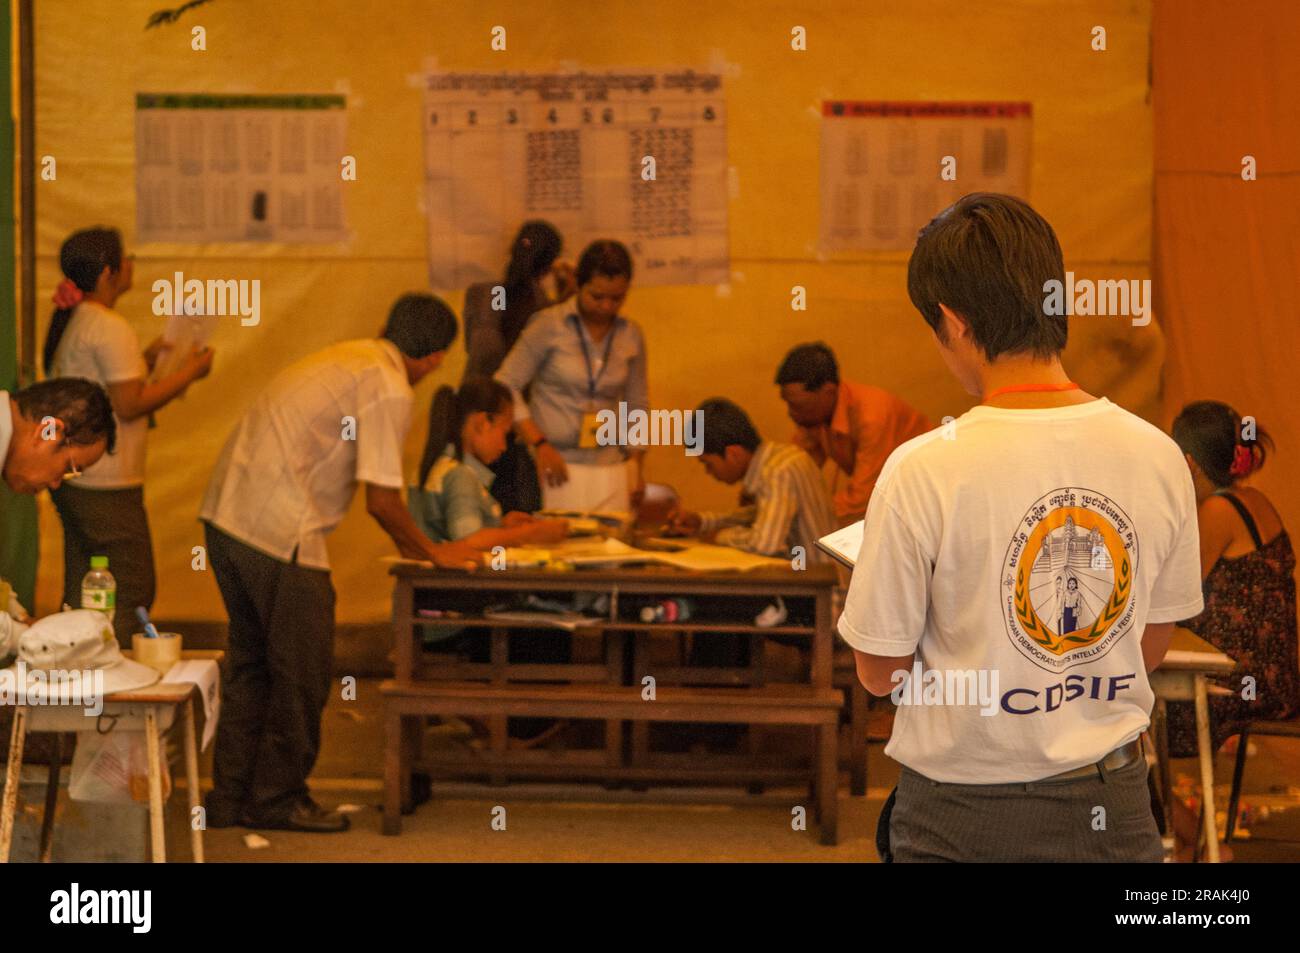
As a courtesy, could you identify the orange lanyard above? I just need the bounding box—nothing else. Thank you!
[983,381,1079,402]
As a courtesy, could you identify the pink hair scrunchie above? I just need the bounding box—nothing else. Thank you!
[1229,444,1254,478]
[52,278,85,310]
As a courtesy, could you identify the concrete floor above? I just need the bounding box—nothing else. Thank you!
[191,677,1300,862]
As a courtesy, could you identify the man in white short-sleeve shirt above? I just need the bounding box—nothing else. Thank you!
[839,194,1203,863]
[199,294,479,834]
[1,378,116,619]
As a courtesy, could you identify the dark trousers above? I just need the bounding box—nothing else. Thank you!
[50,484,155,648]
[488,433,542,514]
[881,753,1163,862]
[203,522,336,822]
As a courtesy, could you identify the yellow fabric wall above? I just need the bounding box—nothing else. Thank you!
[1153,0,1300,591]
[30,0,1155,622]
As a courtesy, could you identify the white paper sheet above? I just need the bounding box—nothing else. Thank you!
[161,658,221,749]
[135,93,349,243]
[816,520,865,570]
[820,101,1032,252]
[150,312,219,381]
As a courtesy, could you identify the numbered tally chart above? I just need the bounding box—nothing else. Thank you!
[422,70,731,289]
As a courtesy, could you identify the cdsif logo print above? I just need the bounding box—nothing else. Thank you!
[1002,487,1138,673]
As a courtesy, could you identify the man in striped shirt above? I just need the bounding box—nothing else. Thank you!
[666,397,836,564]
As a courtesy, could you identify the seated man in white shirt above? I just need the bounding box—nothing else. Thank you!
[199,293,480,834]
[838,193,1203,862]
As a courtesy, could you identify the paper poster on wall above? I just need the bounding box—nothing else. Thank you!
[422,69,730,289]
[819,101,1032,252]
[135,93,349,243]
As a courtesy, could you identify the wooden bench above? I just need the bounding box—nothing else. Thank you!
[381,679,843,843]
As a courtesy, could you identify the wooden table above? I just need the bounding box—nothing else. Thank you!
[0,649,222,864]
[1150,629,1236,863]
[384,561,847,842]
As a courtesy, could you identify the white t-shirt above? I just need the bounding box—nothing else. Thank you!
[200,339,413,571]
[50,301,148,488]
[837,398,1204,784]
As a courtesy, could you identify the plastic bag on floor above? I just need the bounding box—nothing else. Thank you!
[69,730,171,803]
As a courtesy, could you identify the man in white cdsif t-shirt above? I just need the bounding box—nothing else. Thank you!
[838,193,1203,863]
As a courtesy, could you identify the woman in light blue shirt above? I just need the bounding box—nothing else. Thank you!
[495,240,649,514]
[410,377,568,548]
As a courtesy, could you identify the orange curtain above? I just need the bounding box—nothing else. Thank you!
[1154,1,1300,552]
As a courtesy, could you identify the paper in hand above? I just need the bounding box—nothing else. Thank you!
[151,312,218,382]
[816,520,864,570]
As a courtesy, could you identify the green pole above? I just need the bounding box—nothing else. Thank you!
[0,0,40,610]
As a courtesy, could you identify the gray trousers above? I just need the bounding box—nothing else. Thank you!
[50,484,156,648]
[203,522,336,823]
[881,753,1164,863]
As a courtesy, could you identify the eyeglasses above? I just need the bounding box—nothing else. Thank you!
[62,458,84,481]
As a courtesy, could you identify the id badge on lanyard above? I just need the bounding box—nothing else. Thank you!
[575,316,616,449]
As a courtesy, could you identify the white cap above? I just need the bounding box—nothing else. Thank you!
[9,609,159,700]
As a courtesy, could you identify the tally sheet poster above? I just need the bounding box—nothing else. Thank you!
[819,101,1032,252]
[422,69,730,289]
[135,93,349,244]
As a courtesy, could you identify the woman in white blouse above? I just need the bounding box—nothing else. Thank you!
[44,227,213,644]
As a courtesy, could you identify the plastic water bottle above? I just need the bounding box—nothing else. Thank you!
[81,555,116,627]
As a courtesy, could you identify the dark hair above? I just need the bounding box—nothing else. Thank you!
[498,220,562,348]
[907,192,1067,361]
[1172,400,1273,488]
[383,293,458,359]
[418,376,513,485]
[505,220,562,289]
[13,377,117,453]
[775,342,839,391]
[44,227,124,373]
[698,397,761,456]
[575,239,633,287]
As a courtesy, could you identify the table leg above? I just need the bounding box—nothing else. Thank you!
[849,682,868,797]
[400,716,419,814]
[383,709,402,836]
[1150,698,1174,843]
[817,721,838,846]
[1,706,29,862]
[182,699,204,863]
[39,734,63,862]
[144,706,166,863]
[1194,674,1220,863]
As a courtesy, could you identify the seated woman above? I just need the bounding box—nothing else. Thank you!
[410,376,568,549]
[409,377,570,749]
[1165,401,1299,855]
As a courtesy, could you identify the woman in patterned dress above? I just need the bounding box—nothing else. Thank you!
[1163,402,1299,856]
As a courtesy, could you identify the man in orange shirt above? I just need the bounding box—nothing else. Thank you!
[776,342,932,525]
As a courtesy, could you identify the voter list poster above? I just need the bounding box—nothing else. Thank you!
[422,68,731,289]
[819,101,1033,252]
[135,93,349,244]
